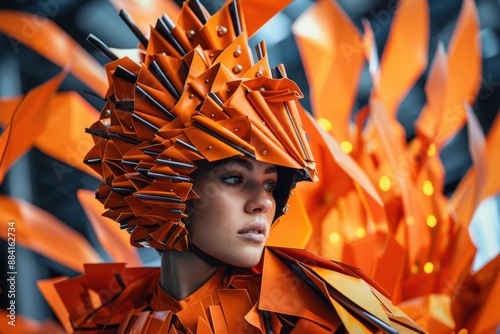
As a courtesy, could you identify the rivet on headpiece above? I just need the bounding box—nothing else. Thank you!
[186,30,196,39]
[208,145,212,150]
[255,70,263,77]
[233,64,243,73]
[189,94,194,99]
[259,87,265,91]
[104,109,111,117]
[211,113,215,117]
[217,26,228,36]
[205,79,210,83]
[235,128,239,132]
[209,53,214,58]
[234,46,242,57]
[262,150,267,155]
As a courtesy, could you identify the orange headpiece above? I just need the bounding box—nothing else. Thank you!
[84,0,318,251]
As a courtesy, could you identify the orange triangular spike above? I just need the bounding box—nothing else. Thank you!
[447,0,482,109]
[0,195,102,272]
[465,104,488,208]
[33,92,100,178]
[370,99,429,266]
[416,42,448,142]
[240,0,293,37]
[0,11,107,95]
[293,0,365,142]
[375,0,429,116]
[0,70,66,183]
[0,96,22,125]
[37,277,73,334]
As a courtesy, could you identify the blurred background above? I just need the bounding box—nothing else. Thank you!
[1,0,499,327]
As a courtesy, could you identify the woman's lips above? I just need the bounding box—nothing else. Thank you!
[237,222,267,243]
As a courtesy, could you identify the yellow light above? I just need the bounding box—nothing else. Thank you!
[423,262,434,274]
[422,180,434,196]
[457,329,468,334]
[318,117,333,132]
[426,215,437,228]
[329,232,340,244]
[427,143,436,157]
[340,140,353,154]
[406,215,415,225]
[379,175,391,192]
[355,227,366,239]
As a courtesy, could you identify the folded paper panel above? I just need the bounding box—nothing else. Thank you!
[0,70,66,183]
[0,195,102,273]
[0,11,107,94]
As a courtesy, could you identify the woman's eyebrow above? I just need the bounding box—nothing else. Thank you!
[222,158,254,171]
[214,158,277,174]
[264,166,278,174]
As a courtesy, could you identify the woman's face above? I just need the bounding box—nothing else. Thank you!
[187,158,277,268]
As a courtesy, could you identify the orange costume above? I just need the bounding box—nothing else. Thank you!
[40,1,424,333]
[48,248,423,333]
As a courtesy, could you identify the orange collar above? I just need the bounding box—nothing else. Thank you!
[150,266,228,312]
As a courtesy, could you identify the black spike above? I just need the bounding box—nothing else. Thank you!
[85,127,110,140]
[255,41,266,60]
[175,139,201,154]
[193,121,256,159]
[147,172,191,182]
[188,0,208,24]
[119,9,149,48]
[115,100,135,111]
[271,66,284,79]
[136,193,183,202]
[135,85,176,120]
[87,34,118,61]
[208,92,224,106]
[108,132,141,145]
[161,13,175,31]
[156,17,187,56]
[156,159,195,169]
[149,61,181,100]
[131,113,160,131]
[84,158,101,164]
[113,65,137,83]
[228,1,242,36]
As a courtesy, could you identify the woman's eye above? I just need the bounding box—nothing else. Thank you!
[221,175,242,184]
[264,181,276,192]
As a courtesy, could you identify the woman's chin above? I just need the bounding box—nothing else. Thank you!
[225,253,263,268]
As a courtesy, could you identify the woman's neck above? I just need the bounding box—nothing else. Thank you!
[160,249,219,300]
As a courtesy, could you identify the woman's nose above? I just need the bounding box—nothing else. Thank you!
[244,184,274,215]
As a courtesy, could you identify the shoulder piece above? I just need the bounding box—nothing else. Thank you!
[39,263,160,332]
[259,247,427,333]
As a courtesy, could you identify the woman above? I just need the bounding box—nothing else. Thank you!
[43,1,424,333]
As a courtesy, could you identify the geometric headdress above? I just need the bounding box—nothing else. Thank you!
[84,0,318,251]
